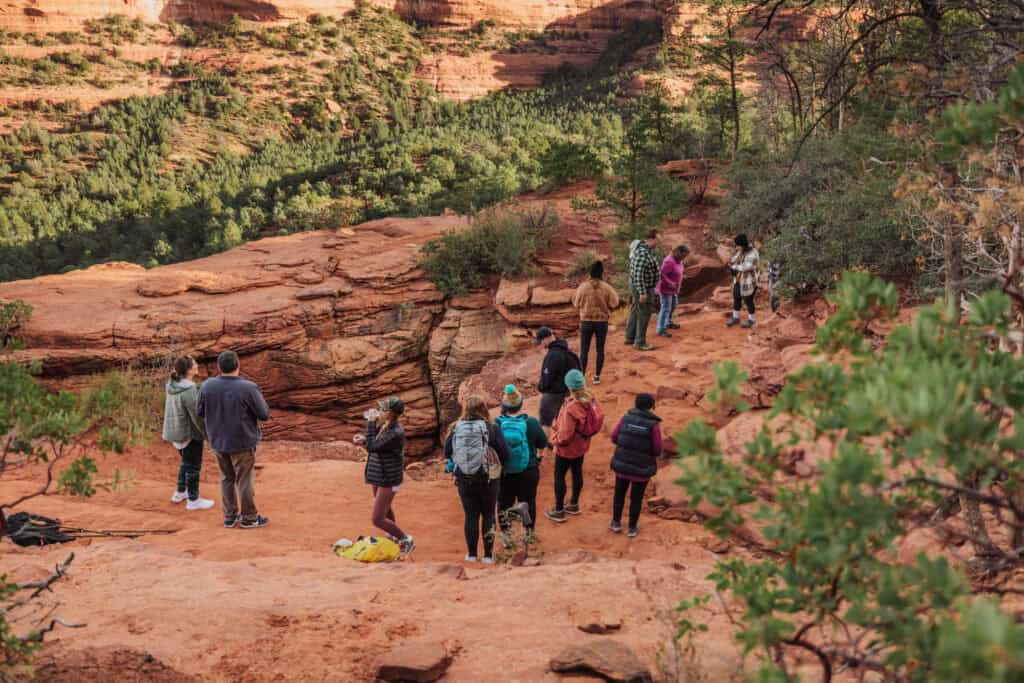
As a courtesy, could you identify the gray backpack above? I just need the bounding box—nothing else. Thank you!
[453,420,500,478]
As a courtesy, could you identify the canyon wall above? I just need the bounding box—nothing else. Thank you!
[0,0,662,32]
[0,195,601,455]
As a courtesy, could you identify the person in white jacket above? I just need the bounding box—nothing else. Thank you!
[727,233,760,329]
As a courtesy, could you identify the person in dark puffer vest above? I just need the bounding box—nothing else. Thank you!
[609,393,663,538]
[361,396,415,557]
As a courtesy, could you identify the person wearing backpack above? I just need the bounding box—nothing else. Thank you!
[444,395,512,564]
[535,326,582,441]
[162,355,214,511]
[495,385,550,542]
[545,370,604,523]
[609,393,663,538]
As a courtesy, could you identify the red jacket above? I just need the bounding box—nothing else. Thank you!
[552,393,602,459]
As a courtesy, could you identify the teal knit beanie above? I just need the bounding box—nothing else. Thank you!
[565,369,586,391]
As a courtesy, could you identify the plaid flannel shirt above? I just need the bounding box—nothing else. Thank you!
[629,243,659,293]
[731,248,760,297]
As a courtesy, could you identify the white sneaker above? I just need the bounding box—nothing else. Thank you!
[464,555,478,562]
[185,497,215,511]
[481,557,495,565]
[170,491,188,503]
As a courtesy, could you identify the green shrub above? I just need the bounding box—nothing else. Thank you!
[420,205,559,296]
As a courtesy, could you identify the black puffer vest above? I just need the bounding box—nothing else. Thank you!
[611,408,661,479]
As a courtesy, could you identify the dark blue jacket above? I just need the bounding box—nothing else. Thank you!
[611,408,661,479]
[197,375,270,454]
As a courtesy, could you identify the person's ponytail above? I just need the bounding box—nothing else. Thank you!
[171,356,194,383]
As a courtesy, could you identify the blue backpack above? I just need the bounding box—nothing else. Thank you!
[497,414,531,474]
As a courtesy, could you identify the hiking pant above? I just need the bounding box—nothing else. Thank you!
[612,477,649,530]
[456,471,499,558]
[215,449,258,525]
[580,321,608,377]
[625,287,655,347]
[371,485,405,540]
[657,293,678,335]
[175,440,204,501]
[553,455,584,511]
[499,466,539,531]
[733,283,756,316]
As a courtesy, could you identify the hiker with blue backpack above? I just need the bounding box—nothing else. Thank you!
[445,395,512,564]
[545,370,604,523]
[495,385,550,543]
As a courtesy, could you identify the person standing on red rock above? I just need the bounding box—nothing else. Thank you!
[625,229,660,351]
[495,384,549,545]
[535,326,582,443]
[197,350,271,529]
[358,396,416,558]
[571,260,619,386]
[545,370,604,523]
[444,395,511,564]
[162,356,214,512]
[656,245,689,338]
[727,233,760,329]
[608,393,663,538]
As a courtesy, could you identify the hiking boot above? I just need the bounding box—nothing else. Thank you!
[186,497,214,511]
[399,536,416,558]
[592,375,601,385]
[635,344,656,351]
[481,557,495,565]
[726,317,740,327]
[464,554,479,562]
[171,491,188,504]
[564,503,581,516]
[741,319,755,329]
[223,516,239,528]
[545,509,567,523]
[240,516,270,529]
[609,520,622,534]
[657,331,672,338]
[627,527,639,538]
[668,323,681,329]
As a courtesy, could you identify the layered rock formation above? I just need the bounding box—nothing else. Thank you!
[0,0,661,33]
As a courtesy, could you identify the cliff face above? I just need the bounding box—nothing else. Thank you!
[0,193,603,455]
[0,0,661,32]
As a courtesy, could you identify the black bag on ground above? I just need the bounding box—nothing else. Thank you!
[4,512,73,547]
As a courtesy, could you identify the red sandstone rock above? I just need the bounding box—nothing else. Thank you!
[550,640,653,683]
[377,641,452,682]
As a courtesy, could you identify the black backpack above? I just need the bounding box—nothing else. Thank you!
[5,512,73,547]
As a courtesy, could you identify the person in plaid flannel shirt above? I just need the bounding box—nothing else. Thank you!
[625,229,660,350]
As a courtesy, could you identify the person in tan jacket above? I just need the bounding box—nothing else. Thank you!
[572,260,620,385]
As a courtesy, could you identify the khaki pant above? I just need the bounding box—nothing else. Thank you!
[215,449,258,525]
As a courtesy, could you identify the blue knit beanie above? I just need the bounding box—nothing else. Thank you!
[565,369,586,391]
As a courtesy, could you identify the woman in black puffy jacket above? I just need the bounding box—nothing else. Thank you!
[608,393,663,538]
[357,396,415,557]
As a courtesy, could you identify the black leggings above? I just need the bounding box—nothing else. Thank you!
[554,455,584,511]
[612,477,649,529]
[175,440,204,500]
[456,471,499,558]
[733,283,756,315]
[580,321,608,376]
[499,467,539,530]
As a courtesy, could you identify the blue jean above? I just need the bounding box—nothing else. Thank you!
[657,293,678,334]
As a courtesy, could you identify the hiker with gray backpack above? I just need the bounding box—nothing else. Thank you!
[444,395,512,564]
[495,384,550,544]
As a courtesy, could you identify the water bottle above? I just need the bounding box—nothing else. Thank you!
[363,408,381,421]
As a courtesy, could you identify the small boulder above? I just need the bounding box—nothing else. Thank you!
[294,271,325,285]
[550,641,652,683]
[377,641,452,682]
[575,611,623,635]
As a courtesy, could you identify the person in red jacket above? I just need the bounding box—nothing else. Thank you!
[545,369,604,523]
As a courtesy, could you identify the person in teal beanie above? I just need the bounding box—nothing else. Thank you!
[545,369,603,523]
[496,384,550,542]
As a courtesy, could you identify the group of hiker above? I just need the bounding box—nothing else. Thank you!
[159,231,765,562]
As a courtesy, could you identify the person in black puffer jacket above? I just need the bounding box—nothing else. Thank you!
[358,396,415,557]
[608,393,663,538]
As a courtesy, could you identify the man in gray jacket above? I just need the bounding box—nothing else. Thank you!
[198,350,271,529]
